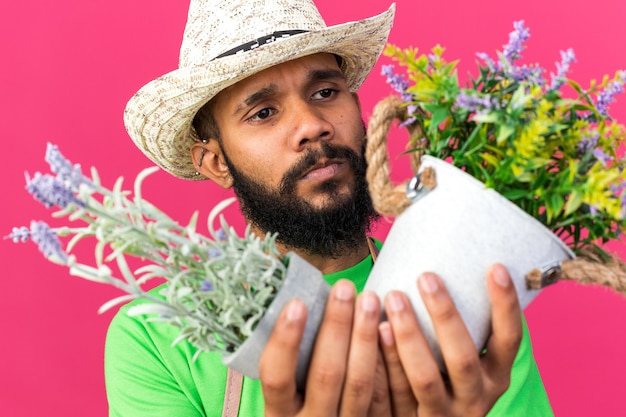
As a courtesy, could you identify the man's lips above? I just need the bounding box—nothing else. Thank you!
[301,160,345,181]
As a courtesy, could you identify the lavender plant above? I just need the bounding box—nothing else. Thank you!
[383,21,626,254]
[8,143,287,357]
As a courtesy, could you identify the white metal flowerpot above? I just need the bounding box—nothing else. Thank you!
[364,155,575,369]
[222,252,330,390]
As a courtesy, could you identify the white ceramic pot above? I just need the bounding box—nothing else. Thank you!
[222,252,330,391]
[364,155,574,369]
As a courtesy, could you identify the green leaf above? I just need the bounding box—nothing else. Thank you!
[208,198,236,237]
[383,44,397,57]
[186,210,199,233]
[568,79,584,95]
[502,189,532,200]
[564,189,583,216]
[98,294,138,314]
[128,302,178,318]
[134,166,160,206]
[95,240,106,267]
[550,194,565,218]
[424,105,448,137]
[472,112,498,124]
[116,253,138,287]
[496,124,515,144]
[480,153,500,168]
[69,264,110,283]
[90,166,101,187]
[66,231,90,253]
[112,176,125,207]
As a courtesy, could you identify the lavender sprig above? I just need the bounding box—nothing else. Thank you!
[381,65,413,102]
[9,220,70,264]
[455,91,497,114]
[10,143,289,357]
[45,143,93,190]
[502,20,530,64]
[550,49,576,91]
[25,172,86,209]
[597,71,626,116]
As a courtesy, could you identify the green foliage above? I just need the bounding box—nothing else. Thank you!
[42,166,287,357]
[383,35,626,254]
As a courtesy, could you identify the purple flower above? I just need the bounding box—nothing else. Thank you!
[610,183,626,194]
[215,228,227,241]
[7,226,30,243]
[577,132,599,153]
[596,71,626,116]
[45,143,92,190]
[209,247,221,258]
[382,65,412,101]
[455,91,495,113]
[549,49,576,91]
[399,117,417,127]
[427,54,439,68]
[507,65,545,85]
[25,172,86,209]
[200,279,214,292]
[401,92,414,103]
[502,21,530,64]
[593,148,613,167]
[29,220,68,263]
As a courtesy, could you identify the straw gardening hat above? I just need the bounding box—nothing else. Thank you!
[124,0,396,179]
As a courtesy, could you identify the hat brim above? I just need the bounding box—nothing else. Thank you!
[124,4,395,180]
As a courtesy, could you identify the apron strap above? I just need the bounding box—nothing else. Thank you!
[221,367,244,417]
[367,237,380,263]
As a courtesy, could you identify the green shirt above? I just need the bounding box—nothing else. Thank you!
[105,247,553,416]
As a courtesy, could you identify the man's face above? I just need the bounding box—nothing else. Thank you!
[205,53,376,256]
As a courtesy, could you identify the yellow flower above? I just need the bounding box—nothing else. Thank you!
[582,164,623,219]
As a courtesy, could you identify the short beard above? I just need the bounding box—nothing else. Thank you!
[223,141,379,258]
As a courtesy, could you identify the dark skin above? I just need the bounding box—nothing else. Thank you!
[191,53,522,417]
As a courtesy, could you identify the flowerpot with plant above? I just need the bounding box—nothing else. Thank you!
[364,21,626,368]
[9,143,329,390]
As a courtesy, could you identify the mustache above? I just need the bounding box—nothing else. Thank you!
[278,142,366,193]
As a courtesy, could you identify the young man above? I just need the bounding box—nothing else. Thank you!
[107,0,553,415]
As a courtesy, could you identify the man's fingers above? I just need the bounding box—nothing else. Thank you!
[367,350,393,417]
[303,280,356,414]
[260,299,307,417]
[380,267,521,417]
[340,291,384,417]
[417,273,484,403]
[384,291,447,410]
[483,264,522,391]
[378,320,417,415]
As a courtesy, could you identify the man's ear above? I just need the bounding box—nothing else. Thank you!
[190,140,233,189]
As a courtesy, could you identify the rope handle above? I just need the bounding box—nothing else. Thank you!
[526,249,626,294]
[366,96,428,217]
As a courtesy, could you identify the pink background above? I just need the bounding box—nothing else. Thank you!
[1,0,626,415]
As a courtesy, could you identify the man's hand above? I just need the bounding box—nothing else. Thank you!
[378,264,522,417]
[260,280,392,417]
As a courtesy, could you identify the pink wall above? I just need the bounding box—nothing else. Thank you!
[1,0,625,415]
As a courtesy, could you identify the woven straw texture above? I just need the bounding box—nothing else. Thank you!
[124,0,395,179]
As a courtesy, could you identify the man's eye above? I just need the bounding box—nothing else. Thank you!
[250,108,273,121]
[312,89,336,99]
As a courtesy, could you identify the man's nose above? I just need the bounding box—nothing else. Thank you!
[288,101,334,151]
